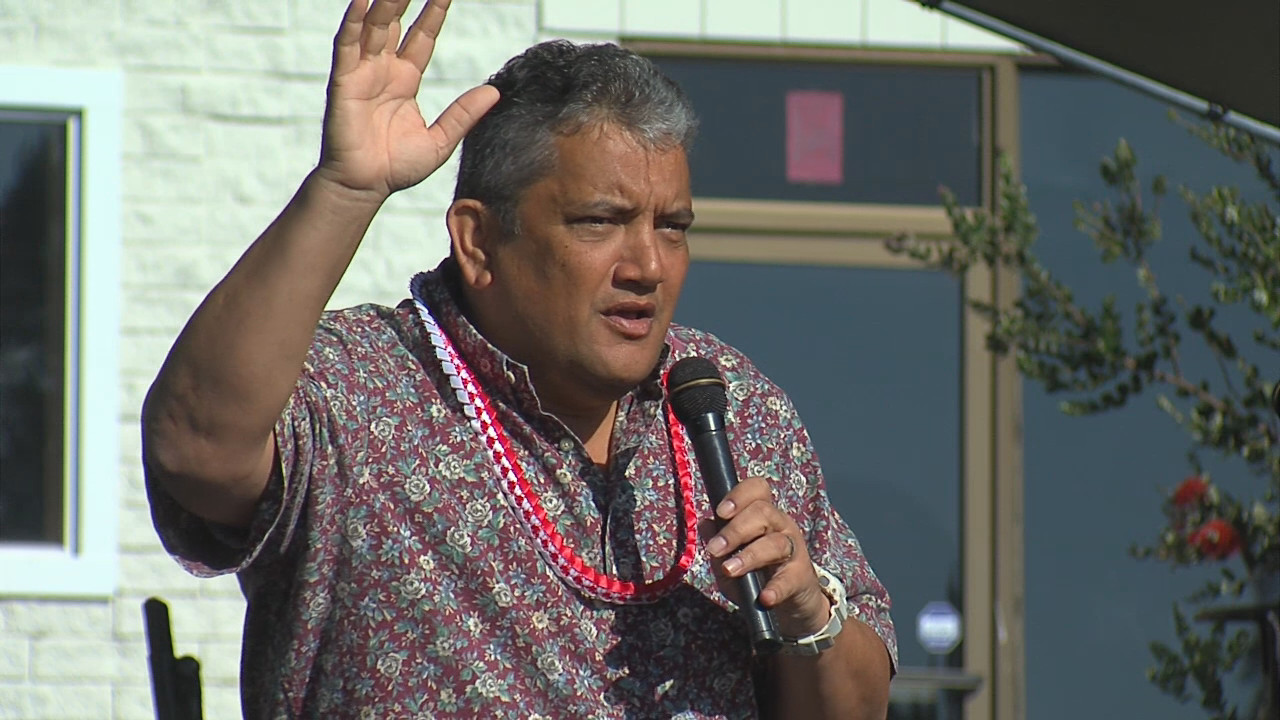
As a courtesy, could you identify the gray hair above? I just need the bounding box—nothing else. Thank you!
[453,41,698,236]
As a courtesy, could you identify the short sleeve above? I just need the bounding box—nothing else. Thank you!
[147,322,368,577]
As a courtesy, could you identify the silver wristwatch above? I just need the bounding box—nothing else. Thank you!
[778,563,850,656]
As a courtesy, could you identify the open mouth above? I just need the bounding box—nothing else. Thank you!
[603,302,656,339]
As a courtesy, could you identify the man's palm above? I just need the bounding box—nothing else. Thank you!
[324,57,438,195]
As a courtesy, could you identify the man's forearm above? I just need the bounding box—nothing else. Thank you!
[142,172,384,525]
[768,618,892,720]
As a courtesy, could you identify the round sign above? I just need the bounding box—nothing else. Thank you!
[916,600,963,655]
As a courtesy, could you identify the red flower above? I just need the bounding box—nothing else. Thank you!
[1172,476,1209,507]
[1188,518,1241,559]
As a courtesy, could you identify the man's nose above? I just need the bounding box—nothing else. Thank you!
[616,224,665,288]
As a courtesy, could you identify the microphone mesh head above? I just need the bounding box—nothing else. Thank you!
[668,357,728,424]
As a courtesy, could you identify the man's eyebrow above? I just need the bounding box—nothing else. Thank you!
[566,201,694,224]
[569,200,636,216]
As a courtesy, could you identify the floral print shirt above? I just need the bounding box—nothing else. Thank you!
[148,262,896,719]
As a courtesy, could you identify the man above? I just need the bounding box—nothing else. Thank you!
[142,0,897,717]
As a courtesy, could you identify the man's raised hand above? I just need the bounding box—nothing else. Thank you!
[315,0,500,202]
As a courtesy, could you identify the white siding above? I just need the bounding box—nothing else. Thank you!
[622,0,702,39]
[540,0,620,35]
[785,0,864,45]
[540,0,1021,51]
[704,0,784,42]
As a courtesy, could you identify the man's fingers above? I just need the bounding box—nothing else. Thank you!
[706,499,772,557]
[758,558,822,609]
[386,18,403,55]
[360,0,409,57]
[399,0,451,74]
[714,476,772,519]
[720,531,799,578]
[426,84,501,155]
[699,476,831,634]
[332,0,369,74]
[706,497,803,573]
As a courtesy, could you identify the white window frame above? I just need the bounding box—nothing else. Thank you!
[0,66,122,597]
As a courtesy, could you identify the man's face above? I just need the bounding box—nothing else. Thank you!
[479,123,693,408]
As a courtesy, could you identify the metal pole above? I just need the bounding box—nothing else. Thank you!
[926,0,1280,146]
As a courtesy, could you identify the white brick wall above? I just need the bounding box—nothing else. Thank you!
[0,1,536,717]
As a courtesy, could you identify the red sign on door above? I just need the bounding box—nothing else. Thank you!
[785,90,844,185]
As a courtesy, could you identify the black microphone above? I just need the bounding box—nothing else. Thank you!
[668,356,782,653]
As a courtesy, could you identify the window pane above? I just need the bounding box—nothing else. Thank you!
[648,56,983,205]
[0,114,69,544]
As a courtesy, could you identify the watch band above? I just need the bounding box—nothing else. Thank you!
[778,563,850,656]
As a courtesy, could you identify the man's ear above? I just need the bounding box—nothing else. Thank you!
[447,199,496,290]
